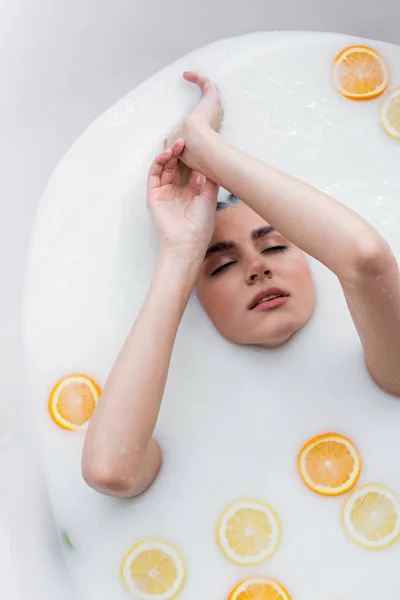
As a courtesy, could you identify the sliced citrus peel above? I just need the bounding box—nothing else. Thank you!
[49,374,100,431]
[333,45,389,100]
[228,577,291,600]
[381,86,400,140]
[342,484,400,550]
[298,433,361,496]
[217,499,281,565]
[120,539,186,599]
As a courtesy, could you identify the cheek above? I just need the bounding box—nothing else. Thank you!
[284,254,314,296]
[197,275,239,319]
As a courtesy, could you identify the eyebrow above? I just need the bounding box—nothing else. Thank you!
[204,240,235,260]
[204,226,276,261]
[252,225,276,240]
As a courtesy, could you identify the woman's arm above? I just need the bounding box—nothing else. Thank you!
[189,127,390,280]
[173,72,400,396]
[192,127,400,396]
[82,140,219,497]
[82,251,200,497]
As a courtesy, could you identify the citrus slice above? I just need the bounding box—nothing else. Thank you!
[228,577,291,600]
[381,86,400,140]
[120,539,186,599]
[217,499,281,565]
[298,433,361,496]
[49,374,100,431]
[333,45,389,100]
[342,484,400,550]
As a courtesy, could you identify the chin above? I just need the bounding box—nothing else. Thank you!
[257,329,298,348]
[221,328,291,348]
[260,315,313,347]
[230,318,308,348]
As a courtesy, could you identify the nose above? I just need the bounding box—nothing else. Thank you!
[245,254,272,284]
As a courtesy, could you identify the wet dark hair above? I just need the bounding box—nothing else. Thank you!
[216,193,242,212]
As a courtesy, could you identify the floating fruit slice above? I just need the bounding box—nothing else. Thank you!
[342,484,400,549]
[217,499,280,565]
[120,539,186,599]
[381,86,400,140]
[298,433,361,496]
[333,45,389,100]
[228,577,291,600]
[49,374,100,431]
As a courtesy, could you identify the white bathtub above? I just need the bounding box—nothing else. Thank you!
[1,1,399,598]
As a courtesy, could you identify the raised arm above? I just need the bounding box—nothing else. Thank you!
[82,139,219,497]
[172,72,400,396]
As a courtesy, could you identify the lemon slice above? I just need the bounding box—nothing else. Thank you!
[49,374,100,431]
[120,539,186,599]
[217,499,281,565]
[298,433,361,496]
[342,484,400,550]
[228,577,291,600]
[381,86,400,140]
[333,45,389,100]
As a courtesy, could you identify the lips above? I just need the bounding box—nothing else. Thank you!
[248,287,289,310]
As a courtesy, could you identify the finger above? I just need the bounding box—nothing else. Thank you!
[160,138,185,187]
[170,137,186,157]
[170,138,186,185]
[163,138,168,150]
[201,178,219,203]
[167,125,181,149]
[147,148,173,190]
[189,169,205,193]
[183,71,218,96]
[179,161,191,186]
[172,163,182,187]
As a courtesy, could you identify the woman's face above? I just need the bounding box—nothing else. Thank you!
[196,204,316,347]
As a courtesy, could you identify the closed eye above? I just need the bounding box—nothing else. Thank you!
[210,246,288,277]
[210,261,237,277]
[261,245,289,254]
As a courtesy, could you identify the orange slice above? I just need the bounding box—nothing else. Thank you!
[120,539,186,599]
[228,577,291,600]
[342,484,400,550]
[381,86,400,140]
[49,374,100,431]
[298,433,361,496]
[333,45,389,100]
[217,499,281,565]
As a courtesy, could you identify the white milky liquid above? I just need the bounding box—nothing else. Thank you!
[24,31,400,600]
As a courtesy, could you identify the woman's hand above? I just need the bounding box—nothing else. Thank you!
[181,72,223,132]
[168,72,224,173]
[147,138,219,257]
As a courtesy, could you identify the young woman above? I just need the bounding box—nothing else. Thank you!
[82,72,400,498]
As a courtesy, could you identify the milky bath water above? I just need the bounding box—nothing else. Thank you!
[24,31,400,600]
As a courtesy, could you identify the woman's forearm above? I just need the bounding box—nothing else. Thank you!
[82,247,201,497]
[192,128,388,280]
